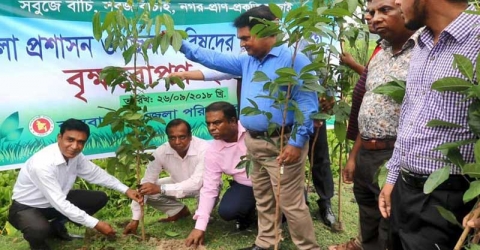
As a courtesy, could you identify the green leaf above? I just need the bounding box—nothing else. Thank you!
[171,76,185,90]
[435,206,462,228]
[300,62,323,75]
[155,15,163,36]
[163,14,174,35]
[434,139,476,151]
[462,163,480,178]
[0,112,20,138]
[468,100,480,137]
[102,12,116,30]
[347,0,358,13]
[423,166,450,194]
[464,180,480,203]
[276,68,297,77]
[453,54,474,81]
[374,164,388,189]
[475,140,480,164]
[4,222,18,236]
[124,113,143,120]
[426,119,463,128]
[470,244,480,250]
[310,112,331,120]
[171,31,183,52]
[446,148,465,168]
[323,8,351,17]
[372,81,406,104]
[269,3,283,18]
[160,33,169,55]
[431,77,472,92]
[252,71,270,82]
[301,82,325,94]
[92,12,102,41]
[164,230,179,237]
[122,44,136,65]
[334,121,346,142]
[247,98,258,109]
[241,107,262,116]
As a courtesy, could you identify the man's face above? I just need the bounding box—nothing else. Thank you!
[369,0,409,42]
[167,123,192,156]
[365,1,376,34]
[395,0,425,30]
[237,26,272,59]
[206,111,236,141]
[57,130,88,160]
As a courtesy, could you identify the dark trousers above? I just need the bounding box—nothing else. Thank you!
[218,181,256,223]
[390,173,474,250]
[353,148,392,250]
[8,190,108,250]
[308,124,334,208]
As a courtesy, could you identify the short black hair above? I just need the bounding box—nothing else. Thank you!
[60,119,90,138]
[166,119,192,136]
[205,101,238,122]
[233,5,276,29]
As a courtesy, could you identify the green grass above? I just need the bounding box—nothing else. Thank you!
[0,181,359,250]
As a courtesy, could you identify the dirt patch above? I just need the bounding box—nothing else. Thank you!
[155,239,207,250]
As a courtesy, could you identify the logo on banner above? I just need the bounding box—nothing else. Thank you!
[29,116,54,137]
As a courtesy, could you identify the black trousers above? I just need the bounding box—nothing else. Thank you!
[390,173,474,250]
[8,190,108,250]
[218,181,256,222]
[354,147,392,250]
[308,124,334,208]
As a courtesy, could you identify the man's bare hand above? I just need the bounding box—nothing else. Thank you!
[463,205,480,228]
[339,53,356,68]
[138,183,160,196]
[277,144,302,165]
[320,96,335,114]
[379,183,394,218]
[94,221,116,237]
[169,71,187,80]
[126,188,144,205]
[342,158,356,184]
[123,220,139,235]
[185,229,205,247]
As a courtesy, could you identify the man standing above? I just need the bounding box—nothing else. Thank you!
[123,119,208,234]
[379,0,480,249]
[341,0,417,249]
[180,5,319,250]
[185,101,256,247]
[8,119,142,250]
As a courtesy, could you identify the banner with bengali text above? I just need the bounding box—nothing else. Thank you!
[0,0,304,170]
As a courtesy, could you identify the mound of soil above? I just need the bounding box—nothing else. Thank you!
[155,239,207,250]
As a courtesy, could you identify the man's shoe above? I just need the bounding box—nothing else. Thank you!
[319,205,336,227]
[237,244,268,250]
[158,206,191,223]
[50,220,72,241]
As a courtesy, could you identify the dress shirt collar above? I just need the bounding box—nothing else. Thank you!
[257,45,283,63]
[53,143,68,166]
[379,28,422,55]
[418,5,475,49]
[211,122,246,151]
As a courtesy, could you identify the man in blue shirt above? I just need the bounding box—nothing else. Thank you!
[180,5,320,250]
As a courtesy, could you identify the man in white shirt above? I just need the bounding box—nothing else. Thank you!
[123,118,209,234]
[8,118,143,250]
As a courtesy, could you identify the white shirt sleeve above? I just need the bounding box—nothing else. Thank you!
[28,162,100,228]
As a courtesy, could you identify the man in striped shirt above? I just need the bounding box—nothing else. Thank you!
[379,0,480,249]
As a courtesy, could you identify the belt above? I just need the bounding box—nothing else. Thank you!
[248,126,292,139]
[361,138,396,150]
[400,168,470,191]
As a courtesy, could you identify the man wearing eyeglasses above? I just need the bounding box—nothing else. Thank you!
[185,101,256,248]
[123,118,209,235]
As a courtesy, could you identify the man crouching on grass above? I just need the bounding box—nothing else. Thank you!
[8,118,143,250]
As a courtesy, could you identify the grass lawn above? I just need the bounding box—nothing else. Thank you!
[0,180,359,250]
